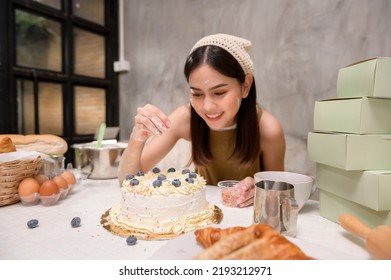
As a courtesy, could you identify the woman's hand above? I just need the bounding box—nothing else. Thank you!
[131,104,171,142]
[236,176,255,208]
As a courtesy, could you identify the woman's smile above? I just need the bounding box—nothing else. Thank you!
[205,112,223,120]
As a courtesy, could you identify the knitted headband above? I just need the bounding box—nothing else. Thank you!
[189,33,254,75]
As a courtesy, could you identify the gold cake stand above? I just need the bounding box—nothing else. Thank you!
[100,205,223,240]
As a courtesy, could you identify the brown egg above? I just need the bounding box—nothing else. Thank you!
[52,175,68,190]
[18,178,40,196]
[34,174,49,185]
[60,171,76,185]
[39,180,60,196]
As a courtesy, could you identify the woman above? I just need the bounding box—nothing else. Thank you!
[118,34,285,207]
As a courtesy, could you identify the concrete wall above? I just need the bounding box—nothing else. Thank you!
[118,0,391,176]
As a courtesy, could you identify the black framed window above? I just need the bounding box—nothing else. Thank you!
[0,0,119,165]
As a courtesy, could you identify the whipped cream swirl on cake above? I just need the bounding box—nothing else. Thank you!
[108,168,216,238]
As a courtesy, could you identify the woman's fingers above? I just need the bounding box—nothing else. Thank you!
[151,116,169,133]
[236,177,255,207]
[135,114,161,135]
[237,187,254,207]
[150,106,171,128]
[237,196,254,208]
[134,104,171,137]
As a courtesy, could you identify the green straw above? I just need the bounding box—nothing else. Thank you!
[96,123,106,148]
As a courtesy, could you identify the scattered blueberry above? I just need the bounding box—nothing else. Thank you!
[126,174,134,180]
[136,171,144,176]
[27,219,39,229]
[172,179,181,187]
[126,235,137,246]
[188,172,197,178]
[130,178,139,186]
[182,168,190,174]
[152,180,162,187]
[157,174,166,181]
[71,217,81,228]
[152,167,160,173]
[185,177,194,184]
[167,168,176,172]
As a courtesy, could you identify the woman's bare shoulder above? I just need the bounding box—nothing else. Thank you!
[259,110,284,139]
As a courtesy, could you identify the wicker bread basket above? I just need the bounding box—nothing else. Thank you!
[0,156,43,206]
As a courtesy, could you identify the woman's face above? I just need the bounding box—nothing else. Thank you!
[188,64,250,130]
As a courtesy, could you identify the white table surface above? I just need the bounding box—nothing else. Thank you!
[0,178,370,260]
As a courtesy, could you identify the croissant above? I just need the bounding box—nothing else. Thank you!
[222,232,312,260]
[0,137,16,153]
[195,226,246,248]
[194,224,313,260]
[194,224,265,259]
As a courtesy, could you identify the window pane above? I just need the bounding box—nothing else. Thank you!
[39,82,63,134]
[15,9,62,71]
[32,0,61,10]
[73,0,104,25]
[74,28,105,78]
[16,80,35,134]
[75,86,106,135]
[16,80,63,134]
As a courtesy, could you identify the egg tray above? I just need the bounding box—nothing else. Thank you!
[0,156,43,207]
[18,185,75,206]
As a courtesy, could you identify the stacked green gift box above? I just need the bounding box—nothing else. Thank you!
[307,57,391,228]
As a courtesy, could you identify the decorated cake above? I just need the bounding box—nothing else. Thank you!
[102,167,221,239]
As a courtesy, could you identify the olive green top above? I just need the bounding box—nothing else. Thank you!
[195,107,263,185]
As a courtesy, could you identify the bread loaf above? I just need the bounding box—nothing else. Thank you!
[0,137,17,153]
[1,134,68,155]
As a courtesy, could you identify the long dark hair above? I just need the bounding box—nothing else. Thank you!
[184,45,260,167]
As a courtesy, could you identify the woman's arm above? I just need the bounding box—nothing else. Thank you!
[118,104,191,183]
